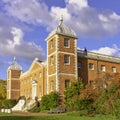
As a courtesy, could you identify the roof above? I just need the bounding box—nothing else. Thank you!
[77,49,120,64]
[8,57,22,71]
[46,16,77,39]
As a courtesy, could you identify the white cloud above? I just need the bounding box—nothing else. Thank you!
[65,0,88,11]
[2,0,120,38]
[50,0,120,38]
[91,44,120,56]
[2,0,52,26]
[0,27,45,60]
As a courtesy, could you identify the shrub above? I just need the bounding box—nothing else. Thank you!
[1,99,17,109]
[28,106,41,113]
[114,99,120,119]
[64,78,83,111]
[40,92,59,111]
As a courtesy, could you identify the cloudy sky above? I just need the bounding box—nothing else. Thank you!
[0,0,120,79]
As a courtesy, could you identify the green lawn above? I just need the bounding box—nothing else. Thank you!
[0,112,115,120]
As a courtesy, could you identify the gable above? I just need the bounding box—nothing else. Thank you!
[29,61,42,72]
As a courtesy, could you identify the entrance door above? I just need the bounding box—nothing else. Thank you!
[32,84,37,100]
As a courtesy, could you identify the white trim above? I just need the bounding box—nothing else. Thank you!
[45,34,56,42]
[11,89,20,91]
[9,71,11,99]
[47,41,49,94]
[56,34,59,92]
[58,51,75,56]
[75,39,78,79]
[64,38,70,48]
[59,73,76,76]
[48,51,56,57]
[8,78,20,80]
[48,73,56,77]
[64,54,70,65]
[32,82,37,100]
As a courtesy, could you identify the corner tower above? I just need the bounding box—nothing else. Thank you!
[7,57,22,99]
[46,17,78,96]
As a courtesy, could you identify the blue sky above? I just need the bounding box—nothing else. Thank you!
[0,0,120,80]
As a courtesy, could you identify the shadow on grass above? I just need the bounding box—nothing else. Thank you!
[0,116,36,120]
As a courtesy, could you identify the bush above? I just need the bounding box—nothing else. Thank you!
[40,92,59,111]
[64,78,83,111]
[28,106,41,113]
[1,99,17,109]
[114,99,120,119]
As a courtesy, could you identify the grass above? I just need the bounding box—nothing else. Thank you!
[0,112,115,120]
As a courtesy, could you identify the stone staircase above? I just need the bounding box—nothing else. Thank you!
[12,98,36,111]
[22,99,36,111]
[12,99,25,111]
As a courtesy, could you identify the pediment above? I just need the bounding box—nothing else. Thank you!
[29,61,42,72]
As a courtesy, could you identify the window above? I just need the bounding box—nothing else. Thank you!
[50,39,53,49]
[89,63,94,70]
[64,55,70,64]
[78,62,82,69]
[101,65,106,72]
[112,67,116,73]
[50,81,54,91]
[65,80,70,88]
[50,56,54,65]
[40,73,42,78]
[89,80,94,86]
[64,38,70,48]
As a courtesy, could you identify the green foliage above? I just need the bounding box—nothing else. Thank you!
[64,78,83,111]
[40,92,59,111]
[0,99,17,109]
[0,80,6,99]
[40,95,50,110]
[95,84,120,115]
[64,74,120,117]
[28,106,41,113]
[114,99,120,119]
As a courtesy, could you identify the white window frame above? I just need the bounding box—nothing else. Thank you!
[64,38,70,48]
[50,80,54,91]
[50,56,54,66]
[112,67,116,73]
[65,80,70,88]
[50,39,54,49]
[101,65,106,72]
[40,73,42,78]
[64,55,70,64]
[89,63,94,70]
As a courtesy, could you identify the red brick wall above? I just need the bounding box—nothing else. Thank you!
[59,53,75,74]
[78,57,120,85]
[58,35,75,53]
[59,75,75,95]
[11,80,20,89]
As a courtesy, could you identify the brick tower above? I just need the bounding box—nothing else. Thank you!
[46,16,78,98]
[7,57,22,99]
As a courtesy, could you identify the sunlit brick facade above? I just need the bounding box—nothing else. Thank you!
[7,18,120,101]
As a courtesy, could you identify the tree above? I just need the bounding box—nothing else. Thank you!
[0,80,6,99]
[95,73,120,118]
[64,78,83,111]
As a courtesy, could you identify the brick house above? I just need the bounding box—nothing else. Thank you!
[7,17,120,101]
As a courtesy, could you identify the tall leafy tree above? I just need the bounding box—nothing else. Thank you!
[64,78,83,111]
